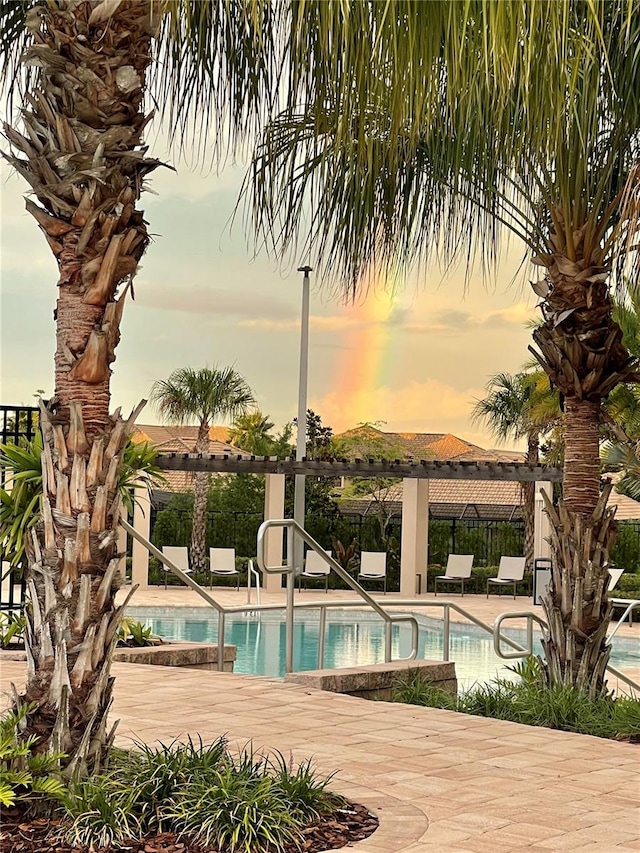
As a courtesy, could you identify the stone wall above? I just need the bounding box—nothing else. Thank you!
[285,658,456,700]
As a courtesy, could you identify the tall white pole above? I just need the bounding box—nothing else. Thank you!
[293,266,312,578]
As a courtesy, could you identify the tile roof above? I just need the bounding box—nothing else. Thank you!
[338,479,524,520]
[133,424,236,454]
[334,426,523,464]
[344,479,523,507]
[134,424,248,494]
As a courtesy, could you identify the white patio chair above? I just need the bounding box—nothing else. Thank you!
[358,551,387,594]
[209,547,240,589]
[608,568,624,592]
[434,554,474,596]
[161,546,191,590]
[298,549,331,592]
[486,556,526,599]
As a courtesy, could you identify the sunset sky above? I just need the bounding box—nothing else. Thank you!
[1,136,538,449]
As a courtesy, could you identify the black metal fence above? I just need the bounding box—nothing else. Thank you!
[149,505,526,568]
[0,405,39,611]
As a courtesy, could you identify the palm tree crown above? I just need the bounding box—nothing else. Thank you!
[151,366,256,438]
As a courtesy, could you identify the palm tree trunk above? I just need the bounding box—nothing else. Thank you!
[4,0,157,774]
[190,426,211,573]
[523,431,539,570]
[530,230,633,693]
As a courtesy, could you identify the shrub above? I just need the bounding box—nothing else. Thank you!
[393,664,640,741]
[65,738,340,852]
[116,618,162,647]
[0,704,66,811]
[0,612,26,648]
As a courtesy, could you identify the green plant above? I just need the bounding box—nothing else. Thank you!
[393,673,458,711]
[62,737,342,851]
[268,752,340,822]
[331,538,359,573]
[0,436,43,571]
[0,704,66,809]
[504,655,546,688]
[393,671,640,742]
[0,612,26,648]
[168,761,297,852]
[65,774,144,848]
[116,618,162,647]
[0,436,164,572]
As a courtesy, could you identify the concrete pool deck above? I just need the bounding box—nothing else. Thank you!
[1,658,639,852]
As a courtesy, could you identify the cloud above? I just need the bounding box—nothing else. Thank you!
[311,379,483,435]
[238,314,365,332]
[133,284,297,320]
[480,301,536,328]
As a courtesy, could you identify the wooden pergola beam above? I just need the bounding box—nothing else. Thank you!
[155,453,563,482]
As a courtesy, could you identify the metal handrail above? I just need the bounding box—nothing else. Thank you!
[608,598,639,641]
[120,518,227,671]
[257,518,419,670]
[492,609,640,692]
[493,611,548,660]
[247,559,262,607]
[120,519,638,689]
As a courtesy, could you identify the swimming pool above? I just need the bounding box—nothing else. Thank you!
[126,606,639,690]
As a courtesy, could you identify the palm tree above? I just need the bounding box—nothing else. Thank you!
[250,2,640,691]
[0,0,277,773]
[473,372,560,570]
[151,367,255,572]
[229,411,276,456]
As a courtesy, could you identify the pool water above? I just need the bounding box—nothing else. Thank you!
[126,606,639,691]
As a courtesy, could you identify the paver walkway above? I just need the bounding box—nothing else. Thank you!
[2,660,638,852]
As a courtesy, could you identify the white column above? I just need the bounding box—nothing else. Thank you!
[131,485,150,589]
[263,474,285,594]
[534,480,552,560]
[400,478,429,597]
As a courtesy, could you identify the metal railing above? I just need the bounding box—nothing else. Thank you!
[120,518,638,690]
[493,610,640,693]
[256,518,419,672]
[608,598,639,641]
[246,559,262,607]
[121,518,228,672]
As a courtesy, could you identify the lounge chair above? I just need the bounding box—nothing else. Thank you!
[209,547,240,589]
[298,549,331,592]
[486,556,526,598]
[434,554,474,596]
[358,551,387,594]
[608,568,624,592]
[161,546,191,589]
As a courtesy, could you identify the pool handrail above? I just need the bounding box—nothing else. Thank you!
[246,558,262,607]
[256,518,419,669]
[119,519,638,690]
[493,609,639,692]
[120,518,227,672]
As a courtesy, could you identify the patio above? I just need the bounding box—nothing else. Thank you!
[2,657,639,852]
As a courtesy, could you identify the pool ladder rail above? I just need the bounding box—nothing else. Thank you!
[119,518,639,692]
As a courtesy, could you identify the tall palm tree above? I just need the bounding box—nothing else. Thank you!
[151,367,255,572]
[250,1,640,691]
[0,0,277,773]
[229,410,276,456]
[473,372,561,569]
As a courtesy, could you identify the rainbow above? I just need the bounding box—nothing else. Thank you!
[333,281,401,425]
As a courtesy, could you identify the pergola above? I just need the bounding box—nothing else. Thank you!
[129,453,562,596]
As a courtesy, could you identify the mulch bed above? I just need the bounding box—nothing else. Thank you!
[1,801,379,853]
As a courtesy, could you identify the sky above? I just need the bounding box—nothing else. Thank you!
[0,135,539,450]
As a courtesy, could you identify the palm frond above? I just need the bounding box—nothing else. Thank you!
[249,1,640,293]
